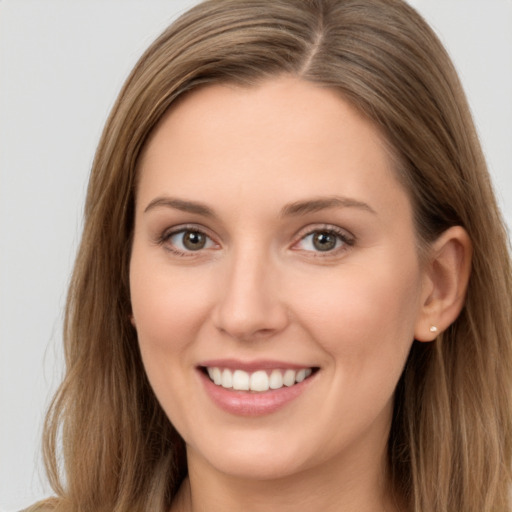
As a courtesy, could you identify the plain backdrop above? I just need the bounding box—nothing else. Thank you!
[1,1,511,510]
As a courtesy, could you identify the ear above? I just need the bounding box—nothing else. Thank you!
[130,314,136,328]
[414,226,472,342]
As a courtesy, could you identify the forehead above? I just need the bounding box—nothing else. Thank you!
[136,77,410,222]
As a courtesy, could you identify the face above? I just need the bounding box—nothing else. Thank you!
[130,77,428,482]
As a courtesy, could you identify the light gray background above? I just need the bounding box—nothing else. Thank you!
[1,1,511,509]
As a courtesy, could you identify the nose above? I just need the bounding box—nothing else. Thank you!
[212,248,289,341]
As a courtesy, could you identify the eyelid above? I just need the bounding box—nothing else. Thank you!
[155,222,354,257]
[157,223,220,255]
[291,224,355,254]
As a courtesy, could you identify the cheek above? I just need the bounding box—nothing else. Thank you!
[290,255,422,371]
[129,253,212,358]
[129,253,215,425]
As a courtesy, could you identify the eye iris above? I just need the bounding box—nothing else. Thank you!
[183,231,206,250]
[313,232,337,251]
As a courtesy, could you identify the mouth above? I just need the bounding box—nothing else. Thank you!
[200,366,318,393]
[197,361,319,415]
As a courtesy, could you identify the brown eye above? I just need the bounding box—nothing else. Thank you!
[294,228,353,254]
[182,231,207,250]
[312,232,338,251]
[168,229,215,253]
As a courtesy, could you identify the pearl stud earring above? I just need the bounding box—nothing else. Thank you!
[429,325,438,333]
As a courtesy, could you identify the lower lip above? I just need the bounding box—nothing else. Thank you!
[198,370,315,416]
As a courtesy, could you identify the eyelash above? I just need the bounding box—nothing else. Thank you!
[292,225,355,256]
[157,224,217,257]
[157,224,355,257]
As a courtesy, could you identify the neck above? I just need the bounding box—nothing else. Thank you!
[171,440,400,512]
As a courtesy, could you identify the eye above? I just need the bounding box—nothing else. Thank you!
[164,228,217,254]
[294,228,353,253]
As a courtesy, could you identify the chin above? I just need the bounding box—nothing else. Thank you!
[211,454,307,481]
[188,433,314,481]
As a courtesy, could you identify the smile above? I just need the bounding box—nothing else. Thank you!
[206,367,314,392]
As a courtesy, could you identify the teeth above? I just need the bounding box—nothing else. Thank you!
[232,370,249,391]
[250,370,269,392]
[221,369,233,388]
[208,367,222,385]
[296,369,307,382]
[269,369,283,389]
[206,367,313,392]
[283,369,296,387]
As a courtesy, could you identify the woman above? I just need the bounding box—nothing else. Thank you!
[29,0,512,511]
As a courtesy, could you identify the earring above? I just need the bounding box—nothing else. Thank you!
[429,325,438,333]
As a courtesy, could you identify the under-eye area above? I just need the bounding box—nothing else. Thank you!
[199,366,320,393]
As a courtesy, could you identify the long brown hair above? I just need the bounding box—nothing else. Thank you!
[32,1,512,511]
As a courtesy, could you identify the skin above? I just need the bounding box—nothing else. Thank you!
[129,77,470,512]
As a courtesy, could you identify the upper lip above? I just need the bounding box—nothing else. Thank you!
[198,359,316,372]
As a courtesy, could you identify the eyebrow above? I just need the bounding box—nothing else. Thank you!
[280,196,376,217]
[144,197,216,217]
[143,195,376,217]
